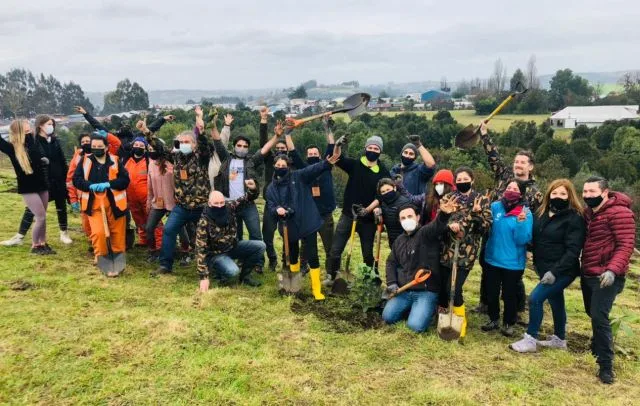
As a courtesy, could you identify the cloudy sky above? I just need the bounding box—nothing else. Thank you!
[1,0,639,91]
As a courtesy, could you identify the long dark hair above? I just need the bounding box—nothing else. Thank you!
[425,182,453,216]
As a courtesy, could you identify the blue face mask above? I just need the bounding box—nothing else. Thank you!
[179,143,193,155]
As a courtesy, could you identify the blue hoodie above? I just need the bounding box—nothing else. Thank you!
[390,161,435,195]
[485,201,533,271]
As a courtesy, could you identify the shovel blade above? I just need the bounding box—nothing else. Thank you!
[437,312,464,341]
[455,124,479,149]
[97,253,126,277]
[331,274,350,296]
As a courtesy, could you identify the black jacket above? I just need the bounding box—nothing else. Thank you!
[289,147,336,216]
[379,193,412,247]
[335,156,390,221]
[386,211,450,292]
[532,208,586,278]
[36,134,68,198]
[212,138,262,199]
[72,154,130,218]
[0,135,48,194]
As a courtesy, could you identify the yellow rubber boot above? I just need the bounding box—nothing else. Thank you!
[290,262,300,273]
[453,304,467,339]
[309,268,325,301]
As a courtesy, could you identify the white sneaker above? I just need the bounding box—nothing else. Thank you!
[509,333,538,353]
[1,233,24,246]
[537,334,567,350]
[60,231,73,245]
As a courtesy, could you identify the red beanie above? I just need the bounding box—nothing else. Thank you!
[432,169,455,187]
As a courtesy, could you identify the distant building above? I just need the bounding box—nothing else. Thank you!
[550,105,640,129]
[420,90,451,103]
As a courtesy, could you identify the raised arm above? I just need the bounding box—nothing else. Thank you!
[479,121,508,179]
[259,120,283,156]
[75,106,107,132]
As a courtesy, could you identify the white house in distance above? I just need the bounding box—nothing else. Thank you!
[550,105,640,129]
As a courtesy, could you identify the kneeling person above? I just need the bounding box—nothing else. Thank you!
[197,180,265,292]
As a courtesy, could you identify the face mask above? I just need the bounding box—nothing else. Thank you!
[207,206,229,226]
[401,218,418,233]
[132,147,145,157]
[435,184,445,196]
[381,190,397,203]
[149,151,160,160]
[401,156,415,166]
[92,148,106,158]
[549,197,569,212]
[456,182,472,194]
[502,190,522,206]
[235,147,248,158]
[179,143,193,155]
[274,168,289,179]
[307,157,321,165]
[81,144,91,154]
[365,150,380,162]
[44,125,54,135]
[584,195,604,209]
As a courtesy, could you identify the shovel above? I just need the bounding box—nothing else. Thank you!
[388,269,432,299]
[371,211,384,285]
[277,218,292,293]
[455,82,528,149]
[286,93,371,129]
[438,240,463,341]
[96,194,126,277]
[332,204,361,295]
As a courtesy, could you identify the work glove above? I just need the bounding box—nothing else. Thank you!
[540,271,556,285]
[355,206,369,219]
[386,283,399,295]
[89,182,110,193]
[407,134,422,147]
[599,270,616,288]
[71,202,80,213]
[94,130,108,139]
[322,116,335,132]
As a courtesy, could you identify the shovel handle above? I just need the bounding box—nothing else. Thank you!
[472,83,529,135]
[390,269,431,297]
[282,221,290,267]
[98,193,110,239]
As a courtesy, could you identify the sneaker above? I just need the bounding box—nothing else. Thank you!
[31,245,46,255]
[60,231,73,245]
[240,276,262,287]
[179,254,193,267]
[515,313,529,327]
[537,334,567,350]
[146,253,159,263]
[481,320,500,332]
[253,265,264,275]
[1,233,24,246]
[472,303,488,314]
[501,324,516,337]
[151,266,172,277]
[301,263,310,276]
[510,333,538,353]
[598,367,615,384]
[40,244,56,255]
[322,274,335,287]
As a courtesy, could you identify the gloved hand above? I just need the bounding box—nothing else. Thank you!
[286,208,295,218]
[71,202,80,212]
[540,271,556,285]
[599,270,616,288]
[355,206,369,218]
[323,115,335,132]
[386,283,399,295]
[407,134,422,147]
[95,130,108,139]
[89,182,110,193]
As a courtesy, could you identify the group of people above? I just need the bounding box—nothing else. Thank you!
[0,108,634,384]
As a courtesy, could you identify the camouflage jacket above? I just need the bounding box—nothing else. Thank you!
[480,132,542,211]
[440,191,493,269]
[196,189,259,279]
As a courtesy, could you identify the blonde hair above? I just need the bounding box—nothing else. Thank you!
[9,120,33,175]
[537,178,584,217]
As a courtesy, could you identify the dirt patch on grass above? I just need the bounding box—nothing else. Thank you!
[566,331,592,353]
[290,294,384,333]
[8,280,35,291]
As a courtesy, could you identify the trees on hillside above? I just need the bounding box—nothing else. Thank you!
[102,79,150,114]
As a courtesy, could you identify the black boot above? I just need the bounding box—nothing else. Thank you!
[598,367,615,384]
[481,320,500,332]
[126,228,135,250]
[239,267,262,287]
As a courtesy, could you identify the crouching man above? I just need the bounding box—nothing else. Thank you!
[196,179,265,292]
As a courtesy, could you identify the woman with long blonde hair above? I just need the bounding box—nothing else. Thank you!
[510,178,585,353]
[0,119,54,254]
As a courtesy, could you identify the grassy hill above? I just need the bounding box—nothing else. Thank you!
[0,169,639,404]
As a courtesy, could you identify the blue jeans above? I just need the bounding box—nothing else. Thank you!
[159,205,203,270]
[206,240,266,282]
[527,273,576,339]
[382,290,438,333]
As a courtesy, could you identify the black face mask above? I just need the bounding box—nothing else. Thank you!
[365,150,380,162]
[92,148,106,158]
[381,190,397,203]
[584,195,604,209]
[274,168,289,179]
[307,157,321,165]
[456,182,472,194]
[549,197,570,212]
[207,206,229,226]
[81,144,91,154]
[149,151,160,160]
[401,156,415,166]
[132,147,145,157]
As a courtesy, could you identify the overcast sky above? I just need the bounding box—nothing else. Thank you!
[1,0,639,91]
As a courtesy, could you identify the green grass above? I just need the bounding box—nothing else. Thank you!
[0,169,639,405]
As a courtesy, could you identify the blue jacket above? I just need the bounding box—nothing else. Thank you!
[289,146,336,216]
[266,160,332,241]
[485,201,533,271]
[390,162,435,195]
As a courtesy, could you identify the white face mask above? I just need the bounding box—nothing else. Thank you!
[179,143,193,155]
[44,125,54,136]
[401,218,418,233]
[435,183,445,196]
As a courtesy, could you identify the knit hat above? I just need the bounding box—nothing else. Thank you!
[133,136,148,147]
[401,143,417,155]
[432,169,455,187]
[365,135,383,152]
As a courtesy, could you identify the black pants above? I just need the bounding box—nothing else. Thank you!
[301,213,335,270]
[486,263,524,325]
[262,208,278,262]
[328,213,376,277]
[438,266,470,308]
[145,208,190,251]
[19,188,67,234]
[581,276,625,369]
[480,244,526,312]
[284,231,319,268]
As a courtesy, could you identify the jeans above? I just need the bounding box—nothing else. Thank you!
[438,266,470,308]
[205,240,266,282]
[485,263,524,325]
[527,273,576,339]
[262,208,278,261]
[146,208,189,251]
[382,290,438,333]
[581,276,625,369]
[159,205,203,270]
[301,213,334,270]
[235,203,262,240]
[328,214,376,277]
